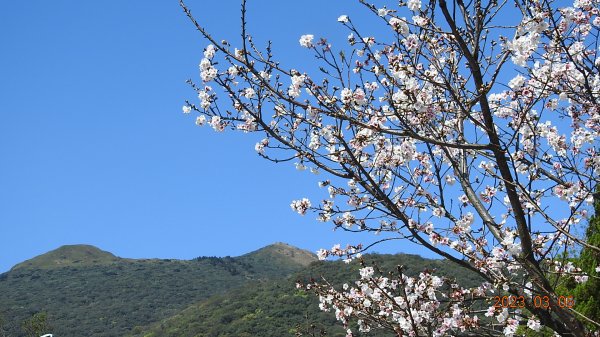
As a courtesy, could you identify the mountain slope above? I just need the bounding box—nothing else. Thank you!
[0,243,315,337]
[1,245,482,337]
[127,253,483,337]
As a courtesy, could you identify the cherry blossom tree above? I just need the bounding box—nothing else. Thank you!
[180,0,600,335]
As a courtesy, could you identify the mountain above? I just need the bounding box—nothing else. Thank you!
[10,244,120,271]
[0,245,482,337]
[0,243,316,337]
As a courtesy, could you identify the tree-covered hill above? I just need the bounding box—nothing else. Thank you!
[0,245,481,337]
[0,243,316,337]
[127,253,483,337]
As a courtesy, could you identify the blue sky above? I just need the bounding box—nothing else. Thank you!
[0,1,425,272]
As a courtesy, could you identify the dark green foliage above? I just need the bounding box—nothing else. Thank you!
[125,272,346,337]
[563,193,600,331]
[0,311,15,337]
[555,191,600,333]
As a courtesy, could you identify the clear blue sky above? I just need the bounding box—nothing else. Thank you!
[0,1,427,272]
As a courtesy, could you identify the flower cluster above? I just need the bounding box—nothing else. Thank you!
[301,263,489,337]
[290,198,311,216]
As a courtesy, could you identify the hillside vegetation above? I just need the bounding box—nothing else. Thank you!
[0,243,315,337]
[128,253,482,337]
[0,245,480,337]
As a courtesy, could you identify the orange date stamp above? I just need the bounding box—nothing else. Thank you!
[492,295,575,309]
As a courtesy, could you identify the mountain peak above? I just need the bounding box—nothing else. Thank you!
[240,242,317,268]
[11,244,119,271]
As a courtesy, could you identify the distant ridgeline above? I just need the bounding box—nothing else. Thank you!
[0,243,481,337]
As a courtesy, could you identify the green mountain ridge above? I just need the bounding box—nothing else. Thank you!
[9,242,317,272]
[0,244,481,337]
[0,243,317,337]
[127,253,483,337]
